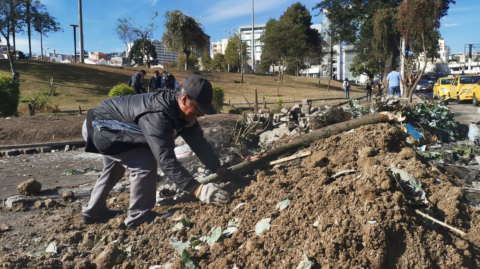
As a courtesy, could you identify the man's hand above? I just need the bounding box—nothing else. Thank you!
[216,167,243,182]
[194,183,229,205]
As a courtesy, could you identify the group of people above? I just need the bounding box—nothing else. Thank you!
[82,73,236,228]
[128,70,179,94]
[342,68,406,101]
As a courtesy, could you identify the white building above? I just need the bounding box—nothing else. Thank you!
[211,38,229,56]
[239,24,266,72]
[127,39,178,64]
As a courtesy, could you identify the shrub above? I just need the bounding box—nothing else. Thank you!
[109,84,134,98]
[27,91,60,114]
[0,73,20,117]
[276,98,284,106]
[211,84,225,111]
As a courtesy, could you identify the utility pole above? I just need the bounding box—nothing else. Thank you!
[251,0,255,74]
[70,25,78,63]
[78,0,85,63]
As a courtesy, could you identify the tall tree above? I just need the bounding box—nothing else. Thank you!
[211,53,226,72]
[128,39,157,67]
[200,53,212,71]
[389,0,444,102]
[115,18,135,66]
[32,10,62,61]
[314,0,455,79]
[0,0,24,73]
[162,10,209,70]
[261,3,322,77]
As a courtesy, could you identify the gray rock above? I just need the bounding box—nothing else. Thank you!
[64,145,70,152]
[258,109,270,114]
[260,131,276,142]
[44,199,56,208]
[62,191,75,202]
[278,127,291,137]
[4,195,27,208]
[34,200,45,209]
[280,107,290,114]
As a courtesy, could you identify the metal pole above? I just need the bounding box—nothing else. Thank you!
[70,25,78,63]
[78,0,84,63]
[251,0,254,73]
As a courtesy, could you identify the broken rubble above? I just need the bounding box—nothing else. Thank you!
[4,195,27,208]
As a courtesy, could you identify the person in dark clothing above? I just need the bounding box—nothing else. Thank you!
[129,70,146,94]
[11,72,19,82]
[81,75,236,227]
[148,70,162,92]
[365,76,375,101]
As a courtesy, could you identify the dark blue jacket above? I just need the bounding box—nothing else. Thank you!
[149,75,162,90]
[129,72,145,94]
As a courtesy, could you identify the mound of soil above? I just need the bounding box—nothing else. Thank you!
[1,123,480,268]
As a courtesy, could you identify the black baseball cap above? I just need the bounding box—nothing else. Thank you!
[180,75,217,115]
[14,72,19,77]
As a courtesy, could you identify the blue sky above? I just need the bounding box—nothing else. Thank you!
[1,0,478,55]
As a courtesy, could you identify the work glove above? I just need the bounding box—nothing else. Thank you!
[216,167,244,183]
[195,183,229,205]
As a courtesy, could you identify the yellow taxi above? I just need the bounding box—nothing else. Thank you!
[433,77,453,98]
[447,75,480,104]
[471,79,480,106]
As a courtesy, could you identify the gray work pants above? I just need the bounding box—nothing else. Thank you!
[82,120,157,227]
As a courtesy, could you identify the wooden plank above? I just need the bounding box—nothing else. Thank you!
[269,151,312,165]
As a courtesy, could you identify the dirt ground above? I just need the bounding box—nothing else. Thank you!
[1,122,480,268]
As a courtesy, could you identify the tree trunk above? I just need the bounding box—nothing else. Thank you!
[125,43,129,67]
[185,51,190,71]
[199,113,391,184]
[12,25,16,60]
[6,41,15,74]
[383,53,394,82]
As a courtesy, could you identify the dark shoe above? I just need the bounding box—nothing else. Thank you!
[81,209,124,224]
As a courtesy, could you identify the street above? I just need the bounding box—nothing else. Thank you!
[416,91,480,125]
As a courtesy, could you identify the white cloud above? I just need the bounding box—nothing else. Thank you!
[444,23,459,27]
[151,0,158,6]
[449,6,480,13]
[203,0,289,23]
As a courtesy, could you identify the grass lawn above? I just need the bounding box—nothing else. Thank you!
[0,59,366,111]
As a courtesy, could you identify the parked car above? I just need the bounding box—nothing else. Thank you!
[447,75,480,104]
[415,79,433,92]
[433,77,454,99]
[470,79,480,106]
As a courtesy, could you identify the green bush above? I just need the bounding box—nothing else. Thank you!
[211,84,225,111]
[276,98,284,106]
[0,73,20,117]
[108,84,134,98]
[30,92,51,112]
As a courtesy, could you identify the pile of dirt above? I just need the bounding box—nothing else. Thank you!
[1,123,480,268]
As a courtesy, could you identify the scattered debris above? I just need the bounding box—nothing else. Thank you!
[269,151,312,165]
[295,254,314,269]
[255,218,271,236]
[62,191,75,202]
[275,199,291,211]
[232,203,246,212]
[332,170,357,179]
[223,218,240,237]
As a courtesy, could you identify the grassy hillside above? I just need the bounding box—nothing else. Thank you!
[0,59,364,111]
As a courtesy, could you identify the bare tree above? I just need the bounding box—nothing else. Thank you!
[0,0,24,73]
[115,18,135,66]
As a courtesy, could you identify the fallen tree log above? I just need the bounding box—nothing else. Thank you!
[199,113,392,184]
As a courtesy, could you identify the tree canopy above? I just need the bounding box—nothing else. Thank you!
[313,0,455,77]
[129,39,157,66]
[162,10,209,70]
[261,2,322,76]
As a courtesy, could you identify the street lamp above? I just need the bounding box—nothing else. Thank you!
[70,24,79,63]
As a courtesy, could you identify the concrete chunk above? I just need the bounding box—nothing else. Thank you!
[4,195,27,208]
